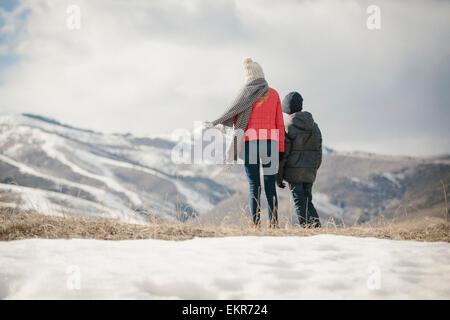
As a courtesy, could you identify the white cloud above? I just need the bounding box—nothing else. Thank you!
[0,0,449,156]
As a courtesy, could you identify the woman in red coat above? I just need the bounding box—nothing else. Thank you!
[210,58,285,228]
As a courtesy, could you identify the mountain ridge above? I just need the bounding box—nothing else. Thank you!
[1,113,448,225]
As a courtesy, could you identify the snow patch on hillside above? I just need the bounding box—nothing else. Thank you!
[0,184,143,223]
[382,172,401,187]
[313,192,344,218]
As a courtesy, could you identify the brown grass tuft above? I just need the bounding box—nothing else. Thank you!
[1,210,448,242]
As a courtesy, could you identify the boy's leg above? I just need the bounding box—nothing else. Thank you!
[305,183,321,227]
[289,182,307,226]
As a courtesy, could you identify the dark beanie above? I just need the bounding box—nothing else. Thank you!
[282,92,303,114]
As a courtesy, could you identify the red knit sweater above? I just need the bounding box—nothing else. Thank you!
[235,88,285,152]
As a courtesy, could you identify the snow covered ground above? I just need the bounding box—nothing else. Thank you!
[0,235,449,299]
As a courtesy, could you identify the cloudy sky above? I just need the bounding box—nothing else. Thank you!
[0,0,449,156]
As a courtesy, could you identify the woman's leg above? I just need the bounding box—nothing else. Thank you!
[244,141,261,224]
[261,140,278,224]
[263,174,278,223]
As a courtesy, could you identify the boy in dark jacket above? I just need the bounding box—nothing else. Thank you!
[277,92,322,227]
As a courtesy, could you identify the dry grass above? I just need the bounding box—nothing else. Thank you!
[1,210,448,242]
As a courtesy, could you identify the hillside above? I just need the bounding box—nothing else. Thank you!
[0,113,449,226]
[0,114,232,222]
[200,152,450,227]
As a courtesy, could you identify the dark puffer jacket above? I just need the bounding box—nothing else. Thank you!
[278,111,322,183]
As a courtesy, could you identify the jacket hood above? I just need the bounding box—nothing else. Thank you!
[286,111,314,131]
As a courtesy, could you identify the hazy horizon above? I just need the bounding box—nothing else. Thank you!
[0,0,449,156]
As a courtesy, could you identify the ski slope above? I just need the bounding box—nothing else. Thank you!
[0,235,448,299]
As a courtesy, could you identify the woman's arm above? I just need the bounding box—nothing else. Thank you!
[276,96,288,187]
[275,96,285,152]
[277,135,290,188]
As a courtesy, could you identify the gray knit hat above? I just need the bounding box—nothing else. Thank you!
[243,57,265,84]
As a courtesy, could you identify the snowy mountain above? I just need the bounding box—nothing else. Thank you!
[198,143,450,226]
[0,114,233,222]
[0,113,448,225]
[314,151,450,224]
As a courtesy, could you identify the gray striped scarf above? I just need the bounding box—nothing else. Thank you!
[208,78,268,163]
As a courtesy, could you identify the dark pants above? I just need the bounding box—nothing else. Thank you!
[289,182,321,227]
[244,140,278,224]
